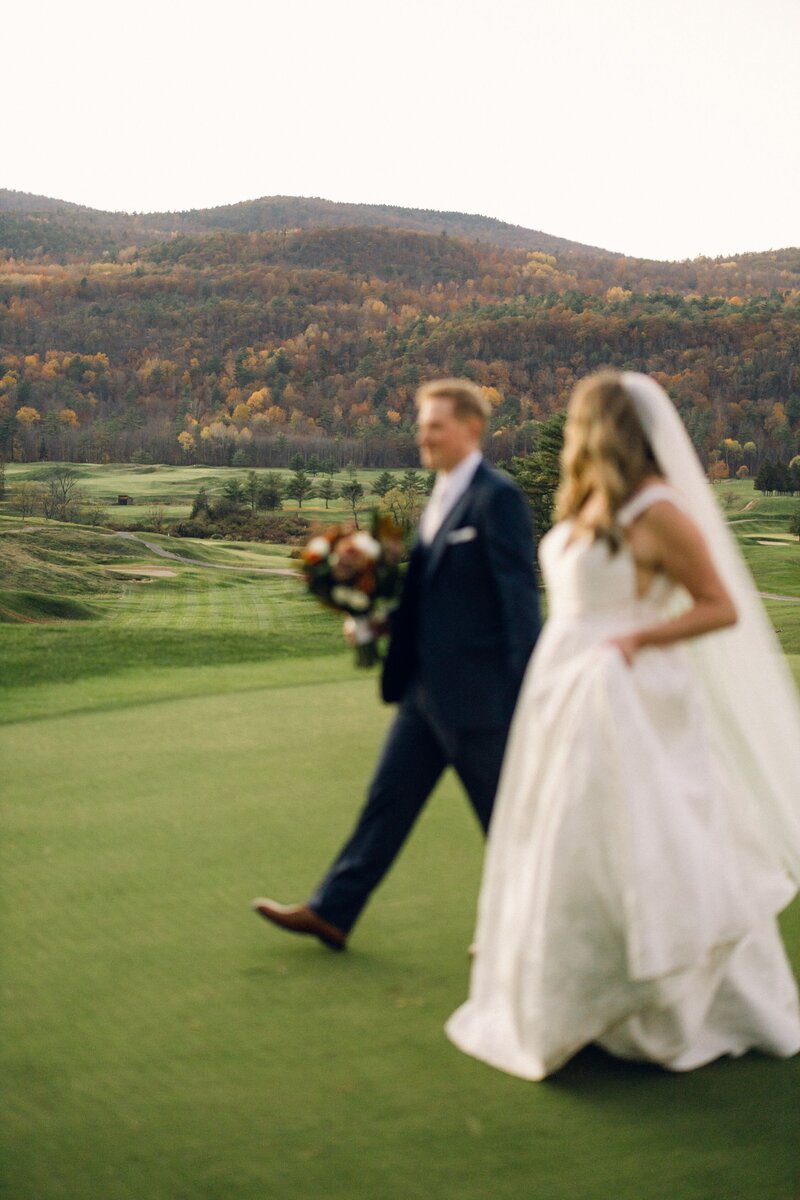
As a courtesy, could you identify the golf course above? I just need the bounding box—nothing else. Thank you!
[1,468,798,1200]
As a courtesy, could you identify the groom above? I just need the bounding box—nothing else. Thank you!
[253,378,540,949]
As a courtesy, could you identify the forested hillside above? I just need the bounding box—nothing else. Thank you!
[1,193,799,471]
[0,190,613,261]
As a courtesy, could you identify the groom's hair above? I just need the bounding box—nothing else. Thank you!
[415,378,491,423]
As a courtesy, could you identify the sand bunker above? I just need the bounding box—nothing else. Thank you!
[107,564,178,578]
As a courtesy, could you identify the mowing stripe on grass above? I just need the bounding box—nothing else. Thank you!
[1,668,798,1200]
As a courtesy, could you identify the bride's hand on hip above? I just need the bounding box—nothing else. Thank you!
[607,633,639,666]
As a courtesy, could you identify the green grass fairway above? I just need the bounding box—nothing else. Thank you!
[1,483,799,1199]
[0,525,338,697]
[2,666,798,1200]
[1,462,419,527]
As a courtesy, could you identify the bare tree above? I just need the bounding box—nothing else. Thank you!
[82,499,109,527]
[147,504,166,532]
[13,481,45,519]
[41,467,83,522]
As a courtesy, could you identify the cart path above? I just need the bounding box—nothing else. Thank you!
[113,532,299,576]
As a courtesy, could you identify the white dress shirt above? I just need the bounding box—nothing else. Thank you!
[419,449,483,545]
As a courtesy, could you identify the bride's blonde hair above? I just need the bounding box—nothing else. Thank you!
[555,371,660,548]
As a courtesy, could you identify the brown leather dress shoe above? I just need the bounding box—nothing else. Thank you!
[251,899,347,951]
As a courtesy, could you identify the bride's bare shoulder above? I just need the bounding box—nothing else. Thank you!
[623,480,701,565]
[636,494,708,566]
[619,476,679,525]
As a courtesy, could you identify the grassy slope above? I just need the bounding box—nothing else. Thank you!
[722,483,800,655]
[2,673,798,1200]
[0,479,799,1200]
[0,525,339,697]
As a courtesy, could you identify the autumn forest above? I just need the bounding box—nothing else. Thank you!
[1,190,799,478]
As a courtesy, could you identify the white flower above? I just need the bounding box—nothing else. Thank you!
[332,586,371,612]
[306,536,330,559]
[351,531,381,560]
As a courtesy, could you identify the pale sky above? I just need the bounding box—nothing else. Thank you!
[6,0,799,261]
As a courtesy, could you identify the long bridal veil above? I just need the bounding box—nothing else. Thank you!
[621,372,800,882]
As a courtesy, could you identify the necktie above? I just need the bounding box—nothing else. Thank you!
[422,476,448,544]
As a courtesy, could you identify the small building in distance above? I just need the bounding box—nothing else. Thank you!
[117,494,134,505]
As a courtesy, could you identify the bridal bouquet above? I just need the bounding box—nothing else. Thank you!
[300,514,405,666]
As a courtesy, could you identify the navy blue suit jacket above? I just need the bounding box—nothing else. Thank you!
[381,462,540,731]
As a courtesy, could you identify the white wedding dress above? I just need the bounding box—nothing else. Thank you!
[446,482,800,1080]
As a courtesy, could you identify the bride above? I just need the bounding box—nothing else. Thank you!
[446,371,800,1080]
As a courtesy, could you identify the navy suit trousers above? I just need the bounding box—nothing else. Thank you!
[308,682,510,935]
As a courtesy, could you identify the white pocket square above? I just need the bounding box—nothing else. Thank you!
[446,526,478,545]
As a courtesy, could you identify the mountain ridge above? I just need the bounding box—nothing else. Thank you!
[1,190,798,474]
[0,189,628,260]
[3,189,797,268]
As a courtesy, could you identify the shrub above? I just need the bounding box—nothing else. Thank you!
[174,513,310,543]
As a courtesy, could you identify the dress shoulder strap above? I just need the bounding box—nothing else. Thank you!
[617,482,683,528]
